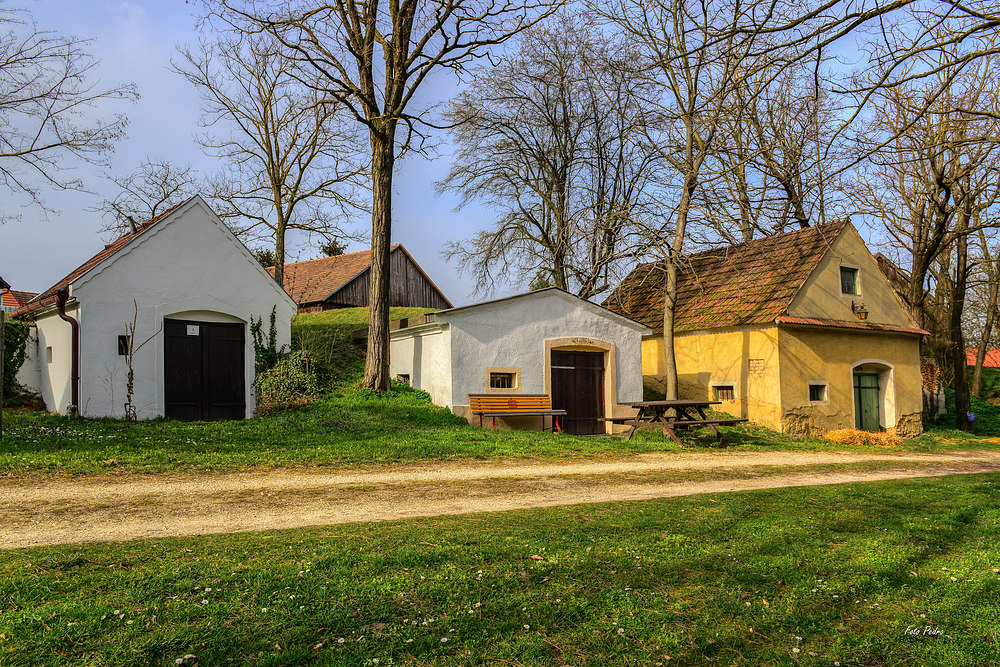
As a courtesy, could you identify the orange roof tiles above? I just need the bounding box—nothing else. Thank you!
[2,290,37,309]
[270,245,398,306]
[604,220,852,334]
[967,348,1000,368]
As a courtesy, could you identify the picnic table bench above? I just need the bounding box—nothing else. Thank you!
[469,394,567,432]
[616,399,748,446]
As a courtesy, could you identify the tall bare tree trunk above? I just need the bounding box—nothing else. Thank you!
[951,215,971,431]
[274,216,287,286]
[363,126,395,391]
[972,232,998,396]
[662,175,695,401]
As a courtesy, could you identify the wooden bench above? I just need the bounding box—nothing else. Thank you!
[469,394,567,432]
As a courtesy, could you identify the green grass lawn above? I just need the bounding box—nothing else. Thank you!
[3,384,1000,476]
[3,305,999,476]
[3,474,999,665]
[4,387,1000,476]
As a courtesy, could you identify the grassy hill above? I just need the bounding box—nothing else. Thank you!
[292,306,437,385]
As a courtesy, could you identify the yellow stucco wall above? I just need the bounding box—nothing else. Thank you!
[641,325,923,437]
[786,225,917,327]
[777,327,923,437]
[638,222,924,437]
[642,325,785,431]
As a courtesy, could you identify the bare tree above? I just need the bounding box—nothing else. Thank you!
[173,31,366,287]
[968,228,999,396]
[592,0,787,400]
[439,15,661,299]
[695,62,851,244]
[213,0,561,391]
[0,4,136,217]
[855,37,1000,429]
[91,158,202,239]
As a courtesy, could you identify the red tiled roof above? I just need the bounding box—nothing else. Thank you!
[270,245,400,306]
[2,290,37,309]
[775,316,928,335]
[967,348,1000,368]
[15,199,190,316]
[603,220,850,334]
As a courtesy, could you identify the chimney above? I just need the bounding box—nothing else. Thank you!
[126,215,138,233]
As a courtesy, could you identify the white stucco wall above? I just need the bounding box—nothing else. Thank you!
[33,197,296,419]
[14,323,42,397]
[439,290,648,409]
[389,322,453,407]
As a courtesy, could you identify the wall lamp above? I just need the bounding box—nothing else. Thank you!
[852,301,869,321]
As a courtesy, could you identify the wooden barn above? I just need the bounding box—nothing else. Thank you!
[272,244,452,313]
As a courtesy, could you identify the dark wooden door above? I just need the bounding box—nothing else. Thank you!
[853,373,880,432]
[550,350,605,435]
[164,319,245,421]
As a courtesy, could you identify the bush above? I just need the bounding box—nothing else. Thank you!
[253,354,319,416]
[3,317,31,395]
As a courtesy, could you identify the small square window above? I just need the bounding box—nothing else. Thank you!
[396,373,410,385]
[46,346,53,364]
[712,384,735,401]
[840,267,859,295]
[490,372,515,389]
[809,383,827,402]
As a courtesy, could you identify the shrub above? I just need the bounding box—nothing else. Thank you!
[253,354,319,416]
[3,317,32,395]
[250,306,288,377]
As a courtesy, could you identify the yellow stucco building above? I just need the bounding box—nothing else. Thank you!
[604,220,927,437]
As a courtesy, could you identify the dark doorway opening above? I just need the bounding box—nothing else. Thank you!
[164,318,245,421]
[550,350,605,435]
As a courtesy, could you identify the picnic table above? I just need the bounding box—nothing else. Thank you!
[611,399,748,446]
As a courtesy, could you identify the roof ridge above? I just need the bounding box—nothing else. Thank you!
[603,220,853,333]
[20,196,195,312]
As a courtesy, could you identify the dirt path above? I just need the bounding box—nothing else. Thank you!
[4,449,1000,550]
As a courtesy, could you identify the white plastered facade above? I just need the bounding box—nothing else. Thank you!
[389,288,650,432]
[24,196,297,419]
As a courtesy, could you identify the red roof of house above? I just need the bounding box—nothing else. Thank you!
[268,246,389,306]
[604,220,853,334]
[2,290,37,309]
[15,199,190,316]
[967,348,1000,368]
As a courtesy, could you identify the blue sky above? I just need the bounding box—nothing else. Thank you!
[2,0,498,306]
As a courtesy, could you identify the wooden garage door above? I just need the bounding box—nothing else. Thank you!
[550,350,605,435]
[164,319,245,421]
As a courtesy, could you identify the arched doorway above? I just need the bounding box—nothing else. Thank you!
[851,360,895,432]
[163,313,246,421]
[544,337,618,435]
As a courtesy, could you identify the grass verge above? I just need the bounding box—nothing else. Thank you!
[2,473,999,665]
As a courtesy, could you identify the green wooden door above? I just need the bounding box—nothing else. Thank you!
[854,373,880,431]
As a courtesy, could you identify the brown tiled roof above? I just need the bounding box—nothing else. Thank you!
[16,199,191,316]
[271,245,399,306]
[603,220,850,334]
[2,290,37,308]
[873,253,911,305]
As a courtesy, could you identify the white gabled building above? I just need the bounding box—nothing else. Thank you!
[389,288,651,435]
[15,195,297,420]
